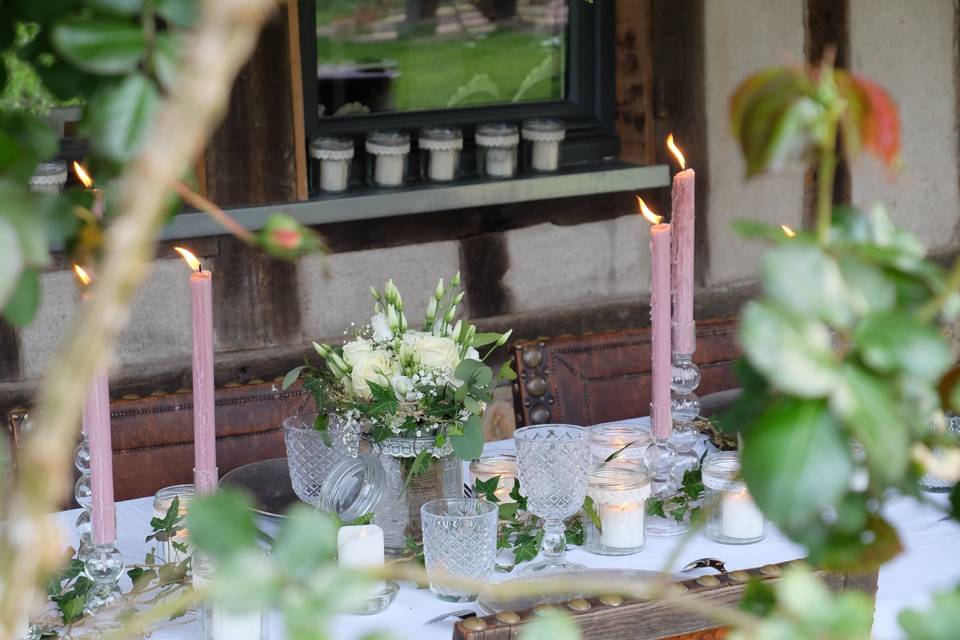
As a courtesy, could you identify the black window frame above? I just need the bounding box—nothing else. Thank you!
[298,0,619,173]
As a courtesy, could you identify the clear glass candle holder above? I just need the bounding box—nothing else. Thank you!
[920,413,960,492]
[366,130,410,188]
[418,126,462,183]
[470,453,517,502]
[421,498,498,602]
[310,136,354,193]
[588,424,652,465]
[703,452,765,545]
[583,463,651,556]
[195,554,269,640]
[522,119,565,172]
[476,123,519,179]
[152,484,194,563]
[29,159,68,194]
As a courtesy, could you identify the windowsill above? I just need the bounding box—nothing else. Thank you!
[160,161,669,240]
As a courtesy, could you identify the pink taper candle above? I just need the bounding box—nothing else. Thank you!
[176,248,218,495]
[640,199,673,440]
[667,135,696,353]
[75,264,115,544]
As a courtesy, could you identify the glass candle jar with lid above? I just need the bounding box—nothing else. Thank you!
[470,453,517,503]
[309,136,354,193]
[588,423,652,465]
[418,126,463,183]
[476,123,519,178]
[522,119,565,172]
[702,451,765,544]
[366,130,410,188]
[583,463,651,555]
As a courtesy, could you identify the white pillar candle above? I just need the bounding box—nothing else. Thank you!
[374,155,404,187]
[428,149,457,182]
[338,524,385,592]
[321,159,349,192]
[598,502,645,549]
[531,140,560,172]
[193,564,263,640]
[720,487,764,540]
[484,148,516,177]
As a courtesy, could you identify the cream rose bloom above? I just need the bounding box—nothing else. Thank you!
[350,350,394,398]
[341,338,373,366]
[414,336,460,370]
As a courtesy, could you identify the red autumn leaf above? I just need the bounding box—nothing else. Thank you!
[850,75,901,169]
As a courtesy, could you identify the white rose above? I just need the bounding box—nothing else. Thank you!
[465,347,480,362]
[414,336,460,370]
[350,350,394,398]
[391,374,415,400]
[341,338,373,366]
[370,313,393,342]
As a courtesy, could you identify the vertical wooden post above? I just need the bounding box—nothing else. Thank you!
[615,0,655,166]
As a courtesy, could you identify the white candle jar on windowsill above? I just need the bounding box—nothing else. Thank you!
[309,136,354,193]
[476,123,519,179]
[418,126,462,183]
[29,159,68,194]
[366,130,410,188]
[522,119,565,173]
[703,451,765,545]
[583,463,652,556]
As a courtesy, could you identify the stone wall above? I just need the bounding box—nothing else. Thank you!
[2,0,959,427]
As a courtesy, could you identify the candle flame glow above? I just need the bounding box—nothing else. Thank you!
[72,162,94,188]
[73,264,92,286]
[359,527,368,539]
[666,133,686,170]
[174,247,202,272]
[637,196,663,225]
[781,224,797,238]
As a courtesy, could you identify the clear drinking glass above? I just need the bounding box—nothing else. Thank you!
[421,498,498,602]
[513,424,590,574]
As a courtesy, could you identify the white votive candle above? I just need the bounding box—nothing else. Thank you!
[522,119,565,173]
[366,131,410,188]
[310,136,354,193]
[599,502,645,549]
[193,558,264,640]
[720,487,765,540]
[419,126,463,183]
[338,524,385,592]
[476,123,519,179]
[471,453,518,503]
[584,463,651,555]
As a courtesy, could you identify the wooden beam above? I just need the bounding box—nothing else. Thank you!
[286,0,308,201]
[615,0,655,165]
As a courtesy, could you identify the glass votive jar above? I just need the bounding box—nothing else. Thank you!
[29,159,68,194]
[476,123,519,179]
[588,424,652,465]
[309,136,354,193]
[366,130,410,188]
[522,119,565,172]
[470,453,517,503]
[583,463,651,555]
[195,554,269,640]
[703,452,765,544]
[152,484,194,563]
[418,126,462,183]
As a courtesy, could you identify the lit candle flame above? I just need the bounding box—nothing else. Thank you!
[637,196,663,225]
[666,133,686,170]
[73,264,92,286]
[174,247,202,272]
[72,162,94,188]
[781,224,797,238]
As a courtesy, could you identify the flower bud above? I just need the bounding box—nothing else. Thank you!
[495,329,513,347]
[435,278,445,301]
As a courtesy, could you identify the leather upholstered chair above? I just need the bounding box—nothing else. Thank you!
[511,317,741,427]
[6,378,309,505]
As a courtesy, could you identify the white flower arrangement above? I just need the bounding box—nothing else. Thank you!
[286,273,514,462]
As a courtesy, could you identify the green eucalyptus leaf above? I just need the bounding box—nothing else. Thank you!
[762,241,853,328]
[739,579,777,616]
[273,506,338,579]
[52,17,146,75]
[471,332,503,347]
[0,112,58,181]
[186,490,258,559]
[454,358,483,382]
[854,311,952,383]
[152,32,180,91]
[831,364,909,484]
[282,366,306,390]
[83,72,160,162]
[899,587,960,640]
[156,0,198,27]
[0,216,24,308]
[451,414,484,460]
[3,191,50,268]
[3,269,40,327]
[739,301,838,397]
[87,0,144,15]
[742,398,852,532]
[836,254,896,315]
[211,550,279,613]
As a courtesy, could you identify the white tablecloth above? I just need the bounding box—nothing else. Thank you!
[52,418,960,640]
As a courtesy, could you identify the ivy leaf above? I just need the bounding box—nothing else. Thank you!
[52,17,147,75]
[854,311,952,383]
[739,579,777,616]
[830,364,909,484]
[582,496,602,532]
[742,398,852,533]
[282,366,306,391]
[82,72,160,162]
[740,301,838,397]
[498,360,517,381]
[273,506,338,580]
[366,381,399,416]
[451,414,484,460]
[186,491,258,560]
[473,475,501,502]
[3,268,40,327]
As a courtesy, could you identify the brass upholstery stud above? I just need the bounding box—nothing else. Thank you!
[760,564,782,577]
[533,605,557,616]
[522,347,543,367]
[121,394,139,400]
[696,575,721,587]
[526,377,547,397]
[462,618,488,631]
[669,583,689,595]
[598,594,624,607]
[495,611,521,625]
[729,570,751,583]
[567,598,591,612]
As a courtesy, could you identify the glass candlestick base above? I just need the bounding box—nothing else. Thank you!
[644,440,694,536]
[671,352,702,453]
[83,541,124,621]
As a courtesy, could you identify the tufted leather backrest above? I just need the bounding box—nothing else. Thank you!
[6,378,309,504]
[511,317,740,427]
